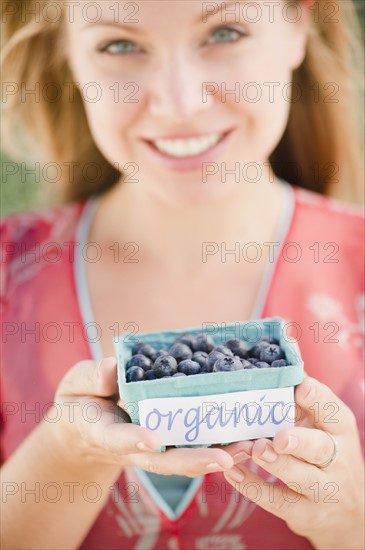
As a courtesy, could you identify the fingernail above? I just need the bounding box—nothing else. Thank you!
[206,462,227,472]
[96,360,102,377]
[284,435,298,452]
[136,441,158,452]
[257,445,278,463]
[234,441,254,456]
[225,466,245,483]
[233,451,251,463]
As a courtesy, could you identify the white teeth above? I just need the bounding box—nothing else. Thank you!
[152,133,221,157]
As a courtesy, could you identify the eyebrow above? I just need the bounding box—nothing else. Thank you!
[81,1,246,32]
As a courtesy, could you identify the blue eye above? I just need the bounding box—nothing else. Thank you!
[100,40,139,55]
[208,26,245,44]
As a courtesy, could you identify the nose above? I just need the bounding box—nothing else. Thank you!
[147,52,214,120]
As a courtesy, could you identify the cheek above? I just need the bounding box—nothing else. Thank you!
[82,74,141,131]
[222,40,295,108]
[83,87,140,163]
[67,38,145,132]
[72,61,145,160]
[220,42,295,149]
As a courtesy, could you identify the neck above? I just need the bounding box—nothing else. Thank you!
[89,175,286,274]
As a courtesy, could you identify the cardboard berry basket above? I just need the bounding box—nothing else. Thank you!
[114,316,304,450]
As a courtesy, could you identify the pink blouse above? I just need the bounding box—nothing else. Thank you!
[1,183,364,549]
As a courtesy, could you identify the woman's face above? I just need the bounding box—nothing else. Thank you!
[65,0,310,204]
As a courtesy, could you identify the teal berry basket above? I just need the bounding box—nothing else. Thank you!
[114,316,304,450]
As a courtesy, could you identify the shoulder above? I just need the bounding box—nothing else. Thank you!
[291,185,364,241]
[287,185,364,295]
[0,200,86,246]
[0,201,87,305]
[292,185,364,224]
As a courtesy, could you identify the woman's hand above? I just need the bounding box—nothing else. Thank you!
[52,357,234,477]
[223,377,365,549]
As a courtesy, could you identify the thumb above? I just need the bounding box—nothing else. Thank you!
[58,357,119,398]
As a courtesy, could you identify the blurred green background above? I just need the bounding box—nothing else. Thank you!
[1,1,364,217]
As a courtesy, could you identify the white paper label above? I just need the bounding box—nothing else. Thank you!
[138,387,295,445]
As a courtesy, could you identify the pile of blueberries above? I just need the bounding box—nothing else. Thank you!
[125,334,289,382]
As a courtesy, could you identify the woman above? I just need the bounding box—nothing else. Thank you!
[1,0,364,548]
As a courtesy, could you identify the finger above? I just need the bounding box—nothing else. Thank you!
[129,445,235,477]
[224,462,304,521]
[295,377,356,435]
[219,440,254,463]
[58,357,119,398]
[78,397,163,455]
[248,438,323,495]
[77,397,235,474]
[273,426,338,467]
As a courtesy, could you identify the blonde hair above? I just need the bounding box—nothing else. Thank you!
[1,0,364,205]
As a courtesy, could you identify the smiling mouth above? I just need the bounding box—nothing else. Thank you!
[145,130,230,158]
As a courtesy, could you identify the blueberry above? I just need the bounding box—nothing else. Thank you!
[168,343,193,363]
[177,359,201,375]
[259,344,285,364]
[192,351,209,368]
[255,361,271,369]
[127,354,152,371]
[127,334,284,381]
[126,366,145,382]
[213,345,233,356]
[151,349,169,362]
[224,339,248,358]
[153,355,178,377]
[144,369,157,380]
[249,340,271,359]
[207,350,225,370]
[271,359,288,368]
[174,334,197,349]
[192,334,215,353]
[131,342,156,359]
[240,359,254,369]
[213,356,242,372]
